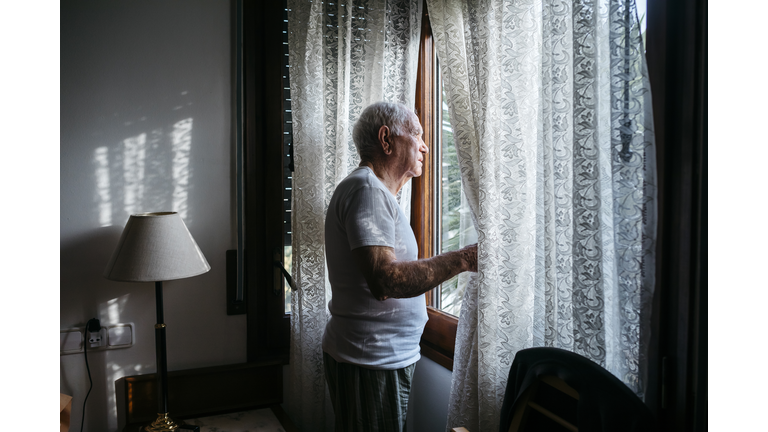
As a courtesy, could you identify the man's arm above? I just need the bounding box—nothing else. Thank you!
[352,244,478,300]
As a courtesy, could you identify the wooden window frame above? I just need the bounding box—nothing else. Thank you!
[411,3,459,371]
[243,0,290,363]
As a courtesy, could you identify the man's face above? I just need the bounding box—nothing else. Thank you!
[391,113,428,178]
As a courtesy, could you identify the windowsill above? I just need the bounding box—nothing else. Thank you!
[420,307,458,371]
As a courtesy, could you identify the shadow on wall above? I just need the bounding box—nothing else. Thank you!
[60,226,125,321]
[60,226,130,431]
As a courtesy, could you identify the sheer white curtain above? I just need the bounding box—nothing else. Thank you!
[426,0,657,430]
[285,1,422,430]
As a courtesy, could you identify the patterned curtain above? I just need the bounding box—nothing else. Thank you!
[285,1,422,430]
[425,0,657,430]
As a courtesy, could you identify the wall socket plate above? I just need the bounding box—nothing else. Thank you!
[60,322,134,355]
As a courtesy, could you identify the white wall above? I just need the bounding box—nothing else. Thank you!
[60,1,244,431]
[407,356,454,432]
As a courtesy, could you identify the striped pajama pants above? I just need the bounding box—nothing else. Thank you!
[323,352,415,432]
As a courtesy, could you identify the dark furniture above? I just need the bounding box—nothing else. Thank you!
[500,347,657,432]
[117,360,291,432]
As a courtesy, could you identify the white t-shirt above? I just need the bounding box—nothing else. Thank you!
[322,166,428,370]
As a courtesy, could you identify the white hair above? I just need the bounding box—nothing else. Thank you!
[352,102,420,162]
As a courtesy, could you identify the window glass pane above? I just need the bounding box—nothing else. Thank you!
[438,67,477,317]
[284,245,292,312]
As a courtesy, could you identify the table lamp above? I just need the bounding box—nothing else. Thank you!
[104,212,210,432]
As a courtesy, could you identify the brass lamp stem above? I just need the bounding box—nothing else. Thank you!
[143,281,179,432]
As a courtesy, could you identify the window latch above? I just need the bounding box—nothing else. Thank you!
[273,247,297,296]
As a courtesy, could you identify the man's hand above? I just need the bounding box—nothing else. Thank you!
[458,244,478,273]
[352,243,479,301]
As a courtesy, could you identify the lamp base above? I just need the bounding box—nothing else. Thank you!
[143,412,180,432]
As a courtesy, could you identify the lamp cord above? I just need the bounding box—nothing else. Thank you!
[80,318,98,432]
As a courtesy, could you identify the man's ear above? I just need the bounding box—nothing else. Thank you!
[378,125,392,155]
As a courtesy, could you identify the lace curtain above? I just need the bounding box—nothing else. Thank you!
[426,0,657,430]
[285,1,422,430]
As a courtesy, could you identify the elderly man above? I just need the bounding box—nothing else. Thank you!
[323,101,478,432]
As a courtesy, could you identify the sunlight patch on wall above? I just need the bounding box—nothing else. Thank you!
[122,133,147,216]
[94,146,112,227]
[171,118,193,221]
[93,118,194,227]
[101,294,130,325]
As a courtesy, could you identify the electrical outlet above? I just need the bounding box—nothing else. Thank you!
[88,327,106,348]
[89,330,101,344]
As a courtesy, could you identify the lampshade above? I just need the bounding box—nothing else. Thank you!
[104,212,210,282]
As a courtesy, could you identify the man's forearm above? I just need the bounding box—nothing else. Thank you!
[359,244,477,300]
[378,249,470,299]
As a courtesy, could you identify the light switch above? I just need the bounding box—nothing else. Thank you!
[108,324,133,347]
[61,330,82,352]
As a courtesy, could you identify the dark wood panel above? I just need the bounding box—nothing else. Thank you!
[420,340,453,371]
[118,361,284,431]
[420,307,458,370]
[423,307,457,353]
